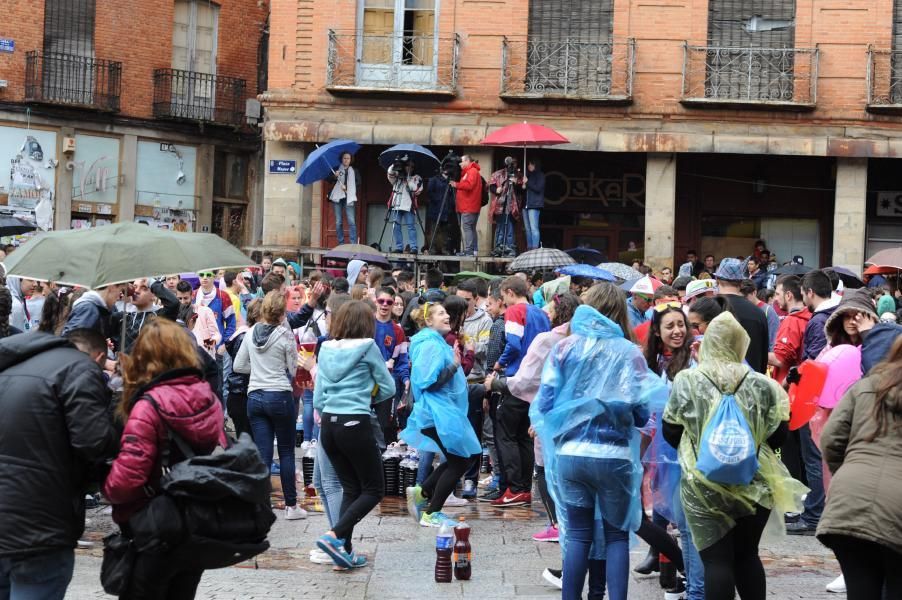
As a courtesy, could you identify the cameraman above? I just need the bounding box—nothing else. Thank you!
[450,155,482,257]
[425,170,454,255]
[387,159,423,254]
[522,158,545,250]
[327,151,362,245]
[489,157,523,257]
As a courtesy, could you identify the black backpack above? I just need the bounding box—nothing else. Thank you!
[127,396,275,570]
[480,175,490,207]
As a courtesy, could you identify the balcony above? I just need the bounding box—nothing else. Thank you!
[681,44,818,111]
[25,51,121,112]
[153,69,246,126]
[326,30,460,96]
[866,47,902,113]
[501,38,635,104]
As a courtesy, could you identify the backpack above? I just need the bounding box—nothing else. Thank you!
[480,175,490,207]
[126,396,275,570]
[693,372,760,485]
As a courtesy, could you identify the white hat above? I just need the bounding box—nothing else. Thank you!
[685,279,718,300]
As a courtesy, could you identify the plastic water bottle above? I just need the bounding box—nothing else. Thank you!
[435,522,454,583]
[453,517,472,581]
[382,444,401,497]
[301,441,316,489]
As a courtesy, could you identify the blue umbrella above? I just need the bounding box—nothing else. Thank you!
[296,139,361,185]
[556,263,616,281]
[378,143,440,177]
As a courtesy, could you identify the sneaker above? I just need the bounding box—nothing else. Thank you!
[478,488,504,502]
[332,551,368,571]
[664,576,687,600]
[786,520,817,536]
[784,512,801,524]
[316,534,353,569]
[542,568,563,590]
[825,574,846,593]
[491,489,531,508]
[532,525,559,542]
[309,549,332,564]
[443,494,468,507]
[84,494,99,509]
[478,475,494,487]
[461,480,477,499]
[405,485,428,524]
[271,462,281,475]
[284,505,308,520]
[419,511,457,528]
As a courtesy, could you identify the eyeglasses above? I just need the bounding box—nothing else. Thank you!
[376,298,394,306]
[654,301,683,313]
[198,272,214,278]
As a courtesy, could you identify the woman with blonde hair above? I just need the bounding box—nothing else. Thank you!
[103,319,226,599]
[233,290,305,520]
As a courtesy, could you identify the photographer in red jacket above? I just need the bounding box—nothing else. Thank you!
[451,155,482,257]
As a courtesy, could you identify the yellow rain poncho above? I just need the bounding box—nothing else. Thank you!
[663,312,807,551]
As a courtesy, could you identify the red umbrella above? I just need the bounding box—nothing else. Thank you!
[480,121,570,165]
[866,247,902,269]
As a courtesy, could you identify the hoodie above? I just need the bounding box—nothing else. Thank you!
[61,290,112,338]
[346,260,368,287]
[313,338,396,415]
[803,295,840,361]
[232,323,297,393]
[6,277,29,332]
[461,307,494,381]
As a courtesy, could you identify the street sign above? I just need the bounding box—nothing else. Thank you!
[269,160,296,174]
[0,39,14,53]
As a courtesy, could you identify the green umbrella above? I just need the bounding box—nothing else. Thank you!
[449,271,500,285]
[1,222,253,289]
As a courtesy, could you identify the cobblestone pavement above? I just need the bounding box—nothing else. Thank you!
[67,493,841,599]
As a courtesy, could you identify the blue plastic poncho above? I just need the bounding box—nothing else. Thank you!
[401,327,481,458]
[531,305,669,557]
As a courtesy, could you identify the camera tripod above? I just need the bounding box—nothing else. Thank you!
[493,177,517,257]
[426,178,456,255]
[377,175,427,254]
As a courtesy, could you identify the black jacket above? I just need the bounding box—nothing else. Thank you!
[110,281,180,353]
[0,333,118,557]
[225,331,250,398]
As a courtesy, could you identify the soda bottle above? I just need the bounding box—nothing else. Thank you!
[434,522,454,583]
[453,517,472,581]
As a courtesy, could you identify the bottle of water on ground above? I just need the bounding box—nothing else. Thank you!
[435,522,454,583]
[453,517,472,581]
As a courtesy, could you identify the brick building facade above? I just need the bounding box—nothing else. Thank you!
[260,0,902,274]
[0,0,267,245]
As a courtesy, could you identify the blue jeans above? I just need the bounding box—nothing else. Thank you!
[494,216,514,250]
[799,424,825,526]
[0,548,74,600]
[302,388,318,443]
[332,198,357,244]
[248,389,298,506]
[313,439,343,528]
[221,349,232,407]
[391,209,417,252]
[673,496,705,600]
[523,208,541,249]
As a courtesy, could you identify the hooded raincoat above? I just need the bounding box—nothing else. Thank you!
[531,305,668,556]
[663,312,807,551]
[401,327,481,458]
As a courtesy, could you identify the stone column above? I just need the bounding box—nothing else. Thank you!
[118,135,138,223]
[54,127,76,231]
[261,139,306,247]
[832,157,868,276]
[644,153,677,272]
[196,144,215,233]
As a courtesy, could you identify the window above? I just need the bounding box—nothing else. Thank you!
[170,0,220,119]
[213,151,248,200]
[357,0,438,87]
[705,0,797,101]
[42,0,96,104]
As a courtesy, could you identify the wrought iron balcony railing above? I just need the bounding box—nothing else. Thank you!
[153,68,246,126]
[326,30,460,95]
[866,46,902,111]
[25,51,121,111]
[501,38,635,103]
[681,44,818,109]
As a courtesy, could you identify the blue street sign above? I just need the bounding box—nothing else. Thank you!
[269,159,296,174]
[0,39,14,53]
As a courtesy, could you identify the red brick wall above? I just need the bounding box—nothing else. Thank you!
[1,0,267,119]
[268,0,900,127]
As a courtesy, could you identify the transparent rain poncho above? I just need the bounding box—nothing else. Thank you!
[663,312,808,551]
[401,327,482,458]
[531,305,669,558]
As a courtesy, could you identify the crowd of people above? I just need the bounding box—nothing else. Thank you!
[1,238,901,600]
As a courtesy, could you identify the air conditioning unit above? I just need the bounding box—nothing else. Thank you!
[246,98,262,125]
[62,136,76,154]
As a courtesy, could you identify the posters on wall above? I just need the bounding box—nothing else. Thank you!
[134,206,196,232]
[69,134,120,206]
[0,126,57,228]
[135,141,197,209]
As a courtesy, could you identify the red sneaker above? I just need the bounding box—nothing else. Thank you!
[490,489,532,507]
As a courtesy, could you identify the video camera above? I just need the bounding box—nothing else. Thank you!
[504,156,518,179]
[440,150,463,182]
[391,154,410,175]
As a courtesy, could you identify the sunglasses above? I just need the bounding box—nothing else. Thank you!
[376,298,394,306]
[654,301,683,313]
[198,272,214,278]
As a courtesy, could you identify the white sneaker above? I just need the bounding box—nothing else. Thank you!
[309,548,332,564]
[284,505,308,520]
[825,574,846,593]
[443,494,468,507]
[479,475,494,487]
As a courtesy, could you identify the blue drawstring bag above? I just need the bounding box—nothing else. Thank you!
[694,372,759,485]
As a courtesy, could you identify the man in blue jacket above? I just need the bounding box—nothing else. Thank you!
[522,159,546,250]
[373,288,410,446]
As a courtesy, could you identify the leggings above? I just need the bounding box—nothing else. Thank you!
[535,465,557,526]
[821,534,902,600]
[697,504,771,600]
[420,427,478,514]
[637,515,684,572]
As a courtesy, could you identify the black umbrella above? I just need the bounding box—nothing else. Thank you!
[565,247,606,265]
[0,215,37,237]
[774,263,813,276]
[828,266,864,289]
[378,144,441,177]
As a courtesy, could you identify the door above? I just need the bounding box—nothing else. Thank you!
[172,0,219,119]
[212,201,247,248]
[357,0,438,88]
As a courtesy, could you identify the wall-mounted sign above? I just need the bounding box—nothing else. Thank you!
[269,159,296,174]
[876,191,902,217]
[0,39,14,53]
